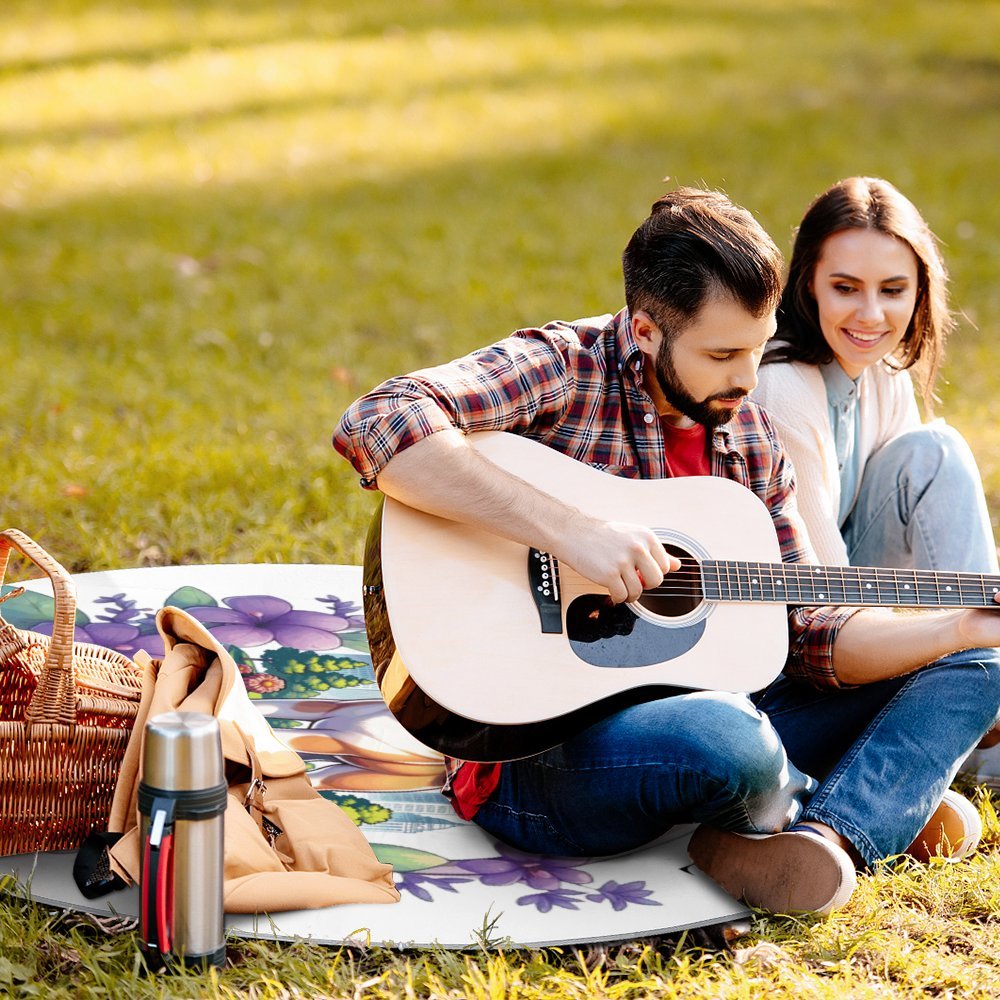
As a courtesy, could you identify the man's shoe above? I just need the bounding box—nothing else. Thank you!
[906,789,982,862]
[687,826,857,915]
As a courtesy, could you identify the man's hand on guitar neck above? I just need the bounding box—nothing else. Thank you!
[375,428,679,605]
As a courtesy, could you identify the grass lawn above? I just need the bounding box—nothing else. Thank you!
[2,1,1000,995]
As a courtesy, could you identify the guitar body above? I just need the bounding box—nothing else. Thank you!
[363,431,789,761]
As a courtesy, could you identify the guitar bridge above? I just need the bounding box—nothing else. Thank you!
[528,549,563,633]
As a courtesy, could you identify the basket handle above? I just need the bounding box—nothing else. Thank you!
[0,528,78,728]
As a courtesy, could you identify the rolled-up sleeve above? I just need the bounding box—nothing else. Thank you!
[333,389,459,488]
[785,605,858,687]
[333,332,573,488]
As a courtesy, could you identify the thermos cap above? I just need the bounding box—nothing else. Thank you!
[142,711,224,791]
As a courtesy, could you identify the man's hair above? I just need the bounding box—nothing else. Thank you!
[765,176,952,406]
[622,187,784,341]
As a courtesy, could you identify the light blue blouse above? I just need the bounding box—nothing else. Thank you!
[820,360,864,527]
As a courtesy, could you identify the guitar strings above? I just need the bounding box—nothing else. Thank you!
[556,564,1000,605]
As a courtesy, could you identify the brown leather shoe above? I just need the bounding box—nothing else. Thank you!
[906,789,982,862]
[688,826,857,915]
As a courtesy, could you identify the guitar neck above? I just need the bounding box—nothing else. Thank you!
[702,561,1000,609]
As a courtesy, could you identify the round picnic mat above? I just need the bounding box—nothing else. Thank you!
[0,563,747,949]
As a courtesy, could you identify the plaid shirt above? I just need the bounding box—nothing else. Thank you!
[335,309,859,817]
[334,307,857,689]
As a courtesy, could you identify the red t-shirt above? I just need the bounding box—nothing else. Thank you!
[447,421,710,820]
[660,419,711,477]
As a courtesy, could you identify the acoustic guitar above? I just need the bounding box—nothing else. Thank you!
[362,431,1000,762]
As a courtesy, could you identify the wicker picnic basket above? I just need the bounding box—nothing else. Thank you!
[0,528,144,856]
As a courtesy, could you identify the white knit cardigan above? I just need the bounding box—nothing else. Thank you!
[752,359,921,566]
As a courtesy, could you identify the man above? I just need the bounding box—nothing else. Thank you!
[333,188,1000,915]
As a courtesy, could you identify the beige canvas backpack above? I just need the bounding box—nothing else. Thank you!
[97,606,399,913]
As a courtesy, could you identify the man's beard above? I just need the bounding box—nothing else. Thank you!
[654,339,748,429]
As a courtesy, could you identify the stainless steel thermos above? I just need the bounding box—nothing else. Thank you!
[139,711,227,970]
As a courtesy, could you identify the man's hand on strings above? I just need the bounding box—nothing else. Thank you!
[556,517,681,604]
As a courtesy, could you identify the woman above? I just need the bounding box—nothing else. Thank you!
[753,176,1000,847]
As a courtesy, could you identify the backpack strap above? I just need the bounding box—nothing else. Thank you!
[233,722,267,832]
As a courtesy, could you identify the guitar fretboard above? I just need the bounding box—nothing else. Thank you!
[701,561,1000,609]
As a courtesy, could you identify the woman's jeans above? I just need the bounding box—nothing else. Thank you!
[476,649,1000,868]
[842,422,999,574]
[841,422,1000,782]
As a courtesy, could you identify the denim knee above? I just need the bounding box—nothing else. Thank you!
[876,422,978,496]
[855,422,998,572]
[678,692,791,796]
[917,647,1000,745]
[600,691,784,791]
[672,692,813,832]
[945,648,1000,727]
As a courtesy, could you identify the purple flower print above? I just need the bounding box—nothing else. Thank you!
[93,624,165,658]
[30,619,165,658]
[93,594,150,625]
[395,872,472,902]
[585,880,660,911]
[382,851,661,911]
[186,596,349,650]
[455,843,592,891]
[516,888,585,913]
[22,593,164,658]
[317,595,366,630]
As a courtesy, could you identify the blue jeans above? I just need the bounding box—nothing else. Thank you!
[841,422,1000,783]
[474,691,815,858]
[476,649,1000,864]
[755,647,1000,865]
[843,423,999,574]
[475,649,1000,867]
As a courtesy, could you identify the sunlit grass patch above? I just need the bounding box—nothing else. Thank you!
[3,801,1000,997]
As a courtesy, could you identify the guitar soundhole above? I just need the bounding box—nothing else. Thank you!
[636,543,703,618]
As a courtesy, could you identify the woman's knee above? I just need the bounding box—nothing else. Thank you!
[875,422,979,487]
